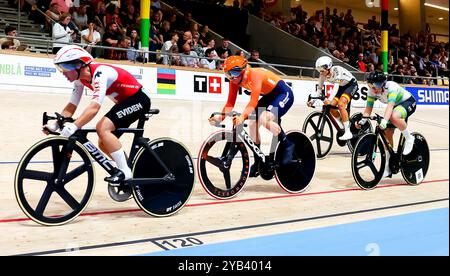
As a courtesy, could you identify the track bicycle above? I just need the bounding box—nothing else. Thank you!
[303,95,373,158]
[197,112,316,199]
[15,111,195,225]
[351,113,430,189]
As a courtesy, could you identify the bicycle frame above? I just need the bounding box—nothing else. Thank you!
[368,115,407,175]
[372,124,405,157]
[59,117,175,186]
[212,111,281,168]
[318,104,346,132]
[239,125,278,163]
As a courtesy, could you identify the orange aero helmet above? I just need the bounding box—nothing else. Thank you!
[223,55,248,80]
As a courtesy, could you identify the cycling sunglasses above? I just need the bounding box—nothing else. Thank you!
[225,68,243,80]
[55,61,81,73]
[368,82,384,89]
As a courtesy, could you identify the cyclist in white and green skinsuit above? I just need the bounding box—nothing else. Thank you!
[357,71,417,178]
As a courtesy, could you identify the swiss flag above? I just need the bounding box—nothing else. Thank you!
[325,84,335,98]
[208,76,222,94]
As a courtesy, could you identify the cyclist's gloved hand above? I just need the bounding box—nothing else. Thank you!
[43,120,60,135]
[307,90,322,107]
[208,114,223,126]
[358,118,368,126]
[232,114,245,126]
[60,122,78,137]
[379,118,388,130]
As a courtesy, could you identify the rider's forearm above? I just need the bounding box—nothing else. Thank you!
[316,75,325,94]
[363,106,373,117]
[242,104,257,120]
[74,102,101,129]
[383,103,395,120]
[221,104,234,117]
[61,103,77,118]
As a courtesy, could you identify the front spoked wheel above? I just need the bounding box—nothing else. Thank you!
[132,138,195,217]
[14,137,95,226]
[351,133,385,190]
[197,130,249,199]
[347,112,373,152]
[302,111,333,159]
[401,133,430,185]
[275,131,316,193]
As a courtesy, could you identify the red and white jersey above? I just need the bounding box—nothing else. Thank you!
[69,63,143,105]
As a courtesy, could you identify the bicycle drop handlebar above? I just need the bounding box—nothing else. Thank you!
[42,112,75,135]
[307,94,339,110]
[209,111,256,128]
[362,113,383,124]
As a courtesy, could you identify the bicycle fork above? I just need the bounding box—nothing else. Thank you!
[53,139,77,186]
[220,141,239,170]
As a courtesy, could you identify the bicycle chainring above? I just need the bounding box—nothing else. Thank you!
[108,183,132,202]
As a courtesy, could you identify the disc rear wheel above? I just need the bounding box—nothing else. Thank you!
[275,131,316,193]
[401,133,430,185]
[132,138,195,216]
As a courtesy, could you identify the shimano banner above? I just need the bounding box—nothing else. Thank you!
[405,86,449,105]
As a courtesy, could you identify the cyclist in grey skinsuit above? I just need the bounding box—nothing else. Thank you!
[309,56,358,141]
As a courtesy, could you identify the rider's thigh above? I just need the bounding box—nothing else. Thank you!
[259,111,281,133]
[330,98,339,106]
[248,118,258,127]
[259,111,275,126]
[260,110,275,121]
[338,96,349,110]
[390,110,407,130]
[390,110,403,121]
[96,116,116,137]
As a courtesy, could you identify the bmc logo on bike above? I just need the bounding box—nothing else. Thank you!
[83,141,114,170]
[194,76,222,94]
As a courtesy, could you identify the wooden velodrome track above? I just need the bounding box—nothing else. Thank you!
[0,90,448,256]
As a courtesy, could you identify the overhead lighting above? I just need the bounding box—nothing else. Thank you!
[424,3,449,11]
[366,0,380,8]
[394,7,398,10]
[438,17,444,20]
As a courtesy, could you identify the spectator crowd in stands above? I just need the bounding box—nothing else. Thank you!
[0,25,27,50]
[5,0,449,84]
[8,0,252,71]
[252,2,448,84]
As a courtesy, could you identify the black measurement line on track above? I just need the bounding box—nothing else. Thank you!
[16,197,449,256]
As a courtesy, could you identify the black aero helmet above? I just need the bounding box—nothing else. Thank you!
[367,71,387,88]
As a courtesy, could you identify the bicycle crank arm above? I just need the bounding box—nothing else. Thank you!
[126,174,176,186]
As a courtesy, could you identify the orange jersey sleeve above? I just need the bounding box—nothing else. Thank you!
[240,68,281,119]
[221,81,240,118]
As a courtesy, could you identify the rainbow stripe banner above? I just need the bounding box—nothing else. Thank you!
[157,68,176,95]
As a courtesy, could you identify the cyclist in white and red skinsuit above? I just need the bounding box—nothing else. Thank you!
[45,45,151,183]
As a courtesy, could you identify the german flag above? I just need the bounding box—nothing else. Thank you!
[157,68,176,95]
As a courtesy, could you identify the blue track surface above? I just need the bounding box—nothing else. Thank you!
[143,207,449,256]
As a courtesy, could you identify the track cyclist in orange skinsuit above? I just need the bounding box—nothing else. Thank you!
[209,56,295,178]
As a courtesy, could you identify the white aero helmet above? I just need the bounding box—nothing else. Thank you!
[54,45,93,72]
[315,56,333,72]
